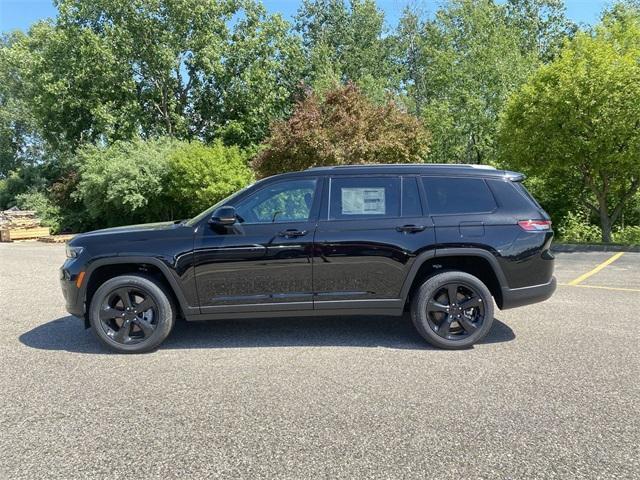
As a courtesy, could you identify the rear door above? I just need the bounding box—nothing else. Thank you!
[313,175,435,312]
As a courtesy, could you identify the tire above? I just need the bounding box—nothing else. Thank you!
[410,271,494,349]
[89,274,175,353]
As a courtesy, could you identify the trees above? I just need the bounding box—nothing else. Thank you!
[15,0,304,147]
[0,32,46,177]
[0,0,638,242]
[10,21,139,152]
[394,0,574,164]
[294,0,396,100]
[499,9,640,242]
[395,1,537,164]
[505,0,576,61]
[253,83,430,178]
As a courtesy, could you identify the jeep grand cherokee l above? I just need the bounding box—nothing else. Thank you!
[60,164,556,353]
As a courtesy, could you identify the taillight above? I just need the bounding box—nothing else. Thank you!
[518,220,552,231]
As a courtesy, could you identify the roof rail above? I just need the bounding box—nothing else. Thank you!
[307,163,497,170]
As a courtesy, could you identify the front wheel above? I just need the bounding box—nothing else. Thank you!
[89,275,175,353]
[410,271,494,349]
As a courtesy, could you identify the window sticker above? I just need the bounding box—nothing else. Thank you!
[341,187,386,215]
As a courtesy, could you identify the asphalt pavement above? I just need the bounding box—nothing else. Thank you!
[1,242,638,479]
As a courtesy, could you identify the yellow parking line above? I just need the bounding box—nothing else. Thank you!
[567,252,625,286]
[559,283,640,293]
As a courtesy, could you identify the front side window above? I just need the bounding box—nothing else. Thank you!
[329,177,401,220]
[234,179,317,224]
[422,177,496,215]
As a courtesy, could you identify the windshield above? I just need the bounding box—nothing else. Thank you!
[185,183,255,227]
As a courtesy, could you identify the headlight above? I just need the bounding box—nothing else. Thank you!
[65,245,84,258]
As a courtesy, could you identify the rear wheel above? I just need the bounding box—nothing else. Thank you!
[89,275,175,353]
[411,271,494,349]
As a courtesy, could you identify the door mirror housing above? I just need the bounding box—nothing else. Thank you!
[209,206,237,226]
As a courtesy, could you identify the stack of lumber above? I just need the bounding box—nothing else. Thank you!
[0,208,50,241]
[39,234,74,244]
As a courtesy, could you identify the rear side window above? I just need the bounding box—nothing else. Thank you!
[422,177,496,215]
[329,177,400,219]
[514,182,542,209]
[402,177,423,217]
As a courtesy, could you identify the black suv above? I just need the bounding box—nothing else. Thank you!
[60,164,556,352]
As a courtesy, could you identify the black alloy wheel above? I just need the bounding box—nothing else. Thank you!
[425,282,485,340]
[89,274,175,353]
[410,271,494,349]
[98,287,158,345]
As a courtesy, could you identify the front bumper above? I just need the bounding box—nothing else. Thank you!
[500,276,557,310]
[60,266,85,318]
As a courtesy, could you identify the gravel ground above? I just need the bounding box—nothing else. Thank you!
[1,242,638,479]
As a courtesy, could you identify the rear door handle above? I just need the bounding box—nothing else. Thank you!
[278,229,308,238]
[396,224,426,233]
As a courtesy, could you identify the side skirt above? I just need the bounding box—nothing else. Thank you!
[185,300,404,321]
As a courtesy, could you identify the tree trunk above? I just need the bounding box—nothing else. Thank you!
[597,199,613,243]
[588,175,640,243]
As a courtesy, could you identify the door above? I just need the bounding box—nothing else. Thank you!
[194,177,321,314]
[313,175,436,311]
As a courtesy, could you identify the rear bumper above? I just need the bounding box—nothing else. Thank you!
[500,276,556,310]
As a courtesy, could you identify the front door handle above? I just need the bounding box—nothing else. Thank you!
[396,224,426,233]
[278,229,308,238]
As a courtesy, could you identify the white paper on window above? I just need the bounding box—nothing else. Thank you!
[341,187,386,215]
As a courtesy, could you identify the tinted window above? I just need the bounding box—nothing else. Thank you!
[422,177,496,215]
[235,179,317,223]
[329,177,400,220]
[402,177,423,217]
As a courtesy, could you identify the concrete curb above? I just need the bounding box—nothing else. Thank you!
[552,243,640,253]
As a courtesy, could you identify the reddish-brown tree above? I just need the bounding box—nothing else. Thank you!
[253,83,430,178]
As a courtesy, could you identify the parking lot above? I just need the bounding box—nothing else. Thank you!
[1,241,638,479]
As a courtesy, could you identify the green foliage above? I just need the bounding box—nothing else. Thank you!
[0,33,45,176]
[6,20,139,152]
[253,83,430,178]
[393,0,572,164]
[612,226,640,244]
[72,137,253,227]
[14,190,63,233]
[558,212,640,245]
[167,141,253,218]
[557,211,603,243]
[0,0,638,237]
[499,8,640,241]
[0,167,47,209]
[295,0,396,99]
[519,173,584,227]
[505,0,577,61]
[73,138,176,226]
[51,0,303,147]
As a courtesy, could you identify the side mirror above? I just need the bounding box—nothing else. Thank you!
[209,206,237,226]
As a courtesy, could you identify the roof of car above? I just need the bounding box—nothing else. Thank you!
[271,164,524,181]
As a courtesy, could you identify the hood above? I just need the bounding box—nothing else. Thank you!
[70,220,185,243]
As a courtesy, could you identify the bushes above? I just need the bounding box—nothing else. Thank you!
[14,190,63,233]
[558,211,640,245]
[72,138,253,228]
[167,141,253,219]
[612,226,640,245]
[74,138,176,227]
[557,212,603,243]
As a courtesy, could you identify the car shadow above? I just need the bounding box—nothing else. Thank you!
[19,314,515,354]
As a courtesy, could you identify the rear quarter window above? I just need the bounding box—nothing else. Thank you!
[422,177,496,215]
